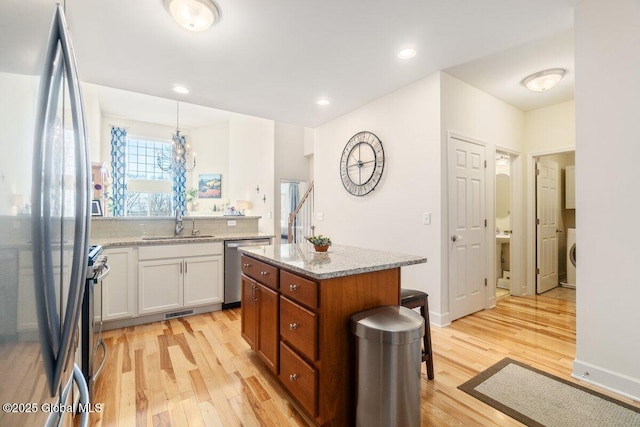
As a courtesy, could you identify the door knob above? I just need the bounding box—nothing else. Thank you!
[451,235,463,242]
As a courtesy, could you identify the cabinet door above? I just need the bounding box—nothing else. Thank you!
[241,275,257,349]
[102,247,136,320]
[183,255,223,306]
[139,258,183,315]
[257,282,279,374]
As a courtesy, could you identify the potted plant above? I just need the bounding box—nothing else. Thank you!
[306,235,332,252]
[185,188,198,211]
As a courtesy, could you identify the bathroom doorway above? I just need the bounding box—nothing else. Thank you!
[495,152,512,299]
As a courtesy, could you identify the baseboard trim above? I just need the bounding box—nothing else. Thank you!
[431,310,450,327]
[573,358,640,402]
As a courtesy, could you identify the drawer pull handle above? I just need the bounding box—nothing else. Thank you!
[243,263,250,268]
[289,374,298,381]
[289,284,298,291]
[289,322,298,330]
[260,271,268,276]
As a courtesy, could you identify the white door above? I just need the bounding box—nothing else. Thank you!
[536,160,559,293]
[448,136,486,321]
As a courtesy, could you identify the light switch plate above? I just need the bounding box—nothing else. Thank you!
[423,212,431,225]
[316,212,324,221]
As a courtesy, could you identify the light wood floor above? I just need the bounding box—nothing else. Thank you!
[92,293,640,426]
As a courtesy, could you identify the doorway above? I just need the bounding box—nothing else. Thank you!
[531,151,576,295]
[280,179,308,243]
[495,152,512,300]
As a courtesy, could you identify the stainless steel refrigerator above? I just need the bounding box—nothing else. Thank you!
[0,5,92,426]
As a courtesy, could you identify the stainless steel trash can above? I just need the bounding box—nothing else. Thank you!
[351,305,424,427]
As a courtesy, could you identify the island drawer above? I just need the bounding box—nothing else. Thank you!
[280,296,317,362]
[241,255,278,289]
[279,341,317,417]
[280,270,318,309]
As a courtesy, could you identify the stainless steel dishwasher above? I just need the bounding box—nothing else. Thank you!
[224,238,272,309]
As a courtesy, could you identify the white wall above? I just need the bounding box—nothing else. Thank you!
[274,122,310,239]
[440,73,526,310]
[188,122,229,212]
[82,82,103,164]
[524,100,575,154]
[314,73,441,316]
[228,113,275,234]
[0,73,38,215]
[573,0,640,399]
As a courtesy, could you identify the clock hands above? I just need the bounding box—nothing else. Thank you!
[346,159,375,169]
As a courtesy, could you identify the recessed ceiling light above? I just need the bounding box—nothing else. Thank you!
[172,85,190,94]
[522,68,566,92]
[317,98,330,106]
[397,48,417,59]
[165,0,220,32]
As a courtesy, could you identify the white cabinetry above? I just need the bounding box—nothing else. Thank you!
[102,247,137,321]
[138,243,223,315]
[565,165,576,209]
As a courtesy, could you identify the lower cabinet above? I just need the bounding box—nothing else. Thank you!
[138,243,223,315]
[241,254,401,426]
[241,274,279,374]
[102,247,136,321]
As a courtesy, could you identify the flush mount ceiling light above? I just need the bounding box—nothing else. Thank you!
[397,48,417,59]
[522,68,566,92]
[165,0,220,32]
[316,98,330,106]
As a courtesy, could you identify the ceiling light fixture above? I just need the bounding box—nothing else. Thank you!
[522,68,566,92]
[397,48,417,59]
[172,85,190,94]
[157,102,196,174]
[165,0,220,32]
[317,98,330,106]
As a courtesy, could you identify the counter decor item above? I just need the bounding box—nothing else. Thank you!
[306,234,332,252]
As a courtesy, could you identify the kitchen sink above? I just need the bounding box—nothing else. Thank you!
[142,234,214,240]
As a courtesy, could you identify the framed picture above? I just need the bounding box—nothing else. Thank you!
[198,174,222,199]
[91,200,103,216]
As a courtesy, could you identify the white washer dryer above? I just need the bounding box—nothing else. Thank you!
[566,228,576,288]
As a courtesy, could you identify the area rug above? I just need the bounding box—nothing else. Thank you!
[458,358,640,427]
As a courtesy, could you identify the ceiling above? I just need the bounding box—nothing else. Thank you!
[0,0,577,128]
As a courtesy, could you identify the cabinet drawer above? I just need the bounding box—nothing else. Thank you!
[280,296,317,362]
[280,270,317,309]
[279,342,317,417]
[241,255,278,289]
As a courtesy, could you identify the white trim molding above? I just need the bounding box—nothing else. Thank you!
[573,359,640,402]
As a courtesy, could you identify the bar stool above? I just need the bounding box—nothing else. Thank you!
[400,288,434,380]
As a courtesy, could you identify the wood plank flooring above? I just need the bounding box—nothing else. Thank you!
[92,292,640,426]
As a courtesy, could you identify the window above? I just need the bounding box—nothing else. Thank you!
[124,137,173,217]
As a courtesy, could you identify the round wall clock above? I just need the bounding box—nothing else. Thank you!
[339,131,385,196]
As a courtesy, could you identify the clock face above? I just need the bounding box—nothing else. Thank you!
[340,131,385,196]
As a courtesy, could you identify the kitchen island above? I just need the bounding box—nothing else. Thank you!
[238,243,427,426]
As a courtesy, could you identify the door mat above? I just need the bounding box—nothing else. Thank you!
[458,358,640,427]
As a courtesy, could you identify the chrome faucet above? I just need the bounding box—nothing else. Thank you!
[191,219,199,236]
[174,208,184,236]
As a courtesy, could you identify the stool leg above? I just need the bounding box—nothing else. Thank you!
[421,304,434,380]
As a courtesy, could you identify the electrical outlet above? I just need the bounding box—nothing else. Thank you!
[423,212,431,225]
[227,220,236,227]
[316,212,324,221]
[267,212,272,218]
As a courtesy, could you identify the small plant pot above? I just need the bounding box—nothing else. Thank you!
[314,244,330,252]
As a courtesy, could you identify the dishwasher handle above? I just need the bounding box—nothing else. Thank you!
[226,240,271,248]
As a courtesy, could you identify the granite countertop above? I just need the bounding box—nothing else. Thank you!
[239,243,427,280]
[97,233,274,248]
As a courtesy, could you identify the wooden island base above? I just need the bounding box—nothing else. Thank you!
[239,243,427,426]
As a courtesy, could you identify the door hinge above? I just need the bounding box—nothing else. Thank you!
[536,218,540,225]
[484,219,487,227]
[484,278,488,287]
[536,268,540,274]
[484,160,487,168]
[536,168,540,176]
